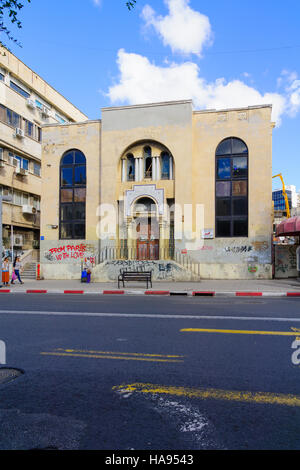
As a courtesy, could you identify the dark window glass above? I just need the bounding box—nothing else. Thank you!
[217,158,231,179]
[10,81,30,98]
[73,204,85,220]
[232,180,247,196]
[145,157,152,178]
[7,109,20,127]
[74,188,86,202]
[75,151,86,164]
[216,199,231,216]
[60,223,73,239]
[216,138,248,237]
[0,73,4,82]
[24,119,34,137]
[127,155,135,181]
[216,139,232,156]
[61,205,73,221]
[22,159,29,171]
[74,166,86,185]
[60,150,86,239]
[232,157,247,178]
[233,219,248,236]
[61,168,73,186]
[216,181,231,197]
[73,223,85,239]
[161,153,170,179]
[62,152,73,165]
[61,189,73,203]
[232,138,248,154]
[216,219,231,237]
[233,198,248,216]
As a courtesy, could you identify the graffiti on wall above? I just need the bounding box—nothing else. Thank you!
[275,245,298,277]
[44,244,97,263]
[105,260,184,281]
[224,241,269,255]
[225,246,253,254]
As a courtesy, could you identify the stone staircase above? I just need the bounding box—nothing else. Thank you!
[22,262,36,279]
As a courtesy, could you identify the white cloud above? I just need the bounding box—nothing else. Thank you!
[141,0,212,56]
[105,2,300,127]
[107,49,291,125]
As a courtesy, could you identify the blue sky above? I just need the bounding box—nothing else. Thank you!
[4,0,300,190]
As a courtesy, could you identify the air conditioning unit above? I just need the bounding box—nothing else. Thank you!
[15,128,24,138]
[15,167,28,176]
[22,205,36,215]
[26,99,36,109]
[13,235,23,246]
[41,106,50,117]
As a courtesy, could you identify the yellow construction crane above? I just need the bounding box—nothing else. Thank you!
[272,173,290,219]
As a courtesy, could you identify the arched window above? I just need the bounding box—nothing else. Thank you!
[215,138,248,237]
[144,146,152,179]
[127,154,135,181]
[161,152,171,179]
[60,149,86,240]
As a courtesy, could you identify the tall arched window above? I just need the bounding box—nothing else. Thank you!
[215,138,248,237]
[161,152,171,179]
[127,154,135,181]
[60,149,86,239]
[144,146,152,179]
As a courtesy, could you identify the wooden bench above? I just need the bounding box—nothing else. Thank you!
[118,270,152,289]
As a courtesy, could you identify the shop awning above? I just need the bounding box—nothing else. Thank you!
[276,216,300,237]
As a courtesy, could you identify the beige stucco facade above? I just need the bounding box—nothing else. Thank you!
[41,100,274,280]
[0,50,88,253]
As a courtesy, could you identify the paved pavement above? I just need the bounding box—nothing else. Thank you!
[1,277,300,296]
[1,295,300,449]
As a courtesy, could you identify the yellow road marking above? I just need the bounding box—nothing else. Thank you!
[41,352,184,363]
[113,383,300,407]
[180,328,300,336]
[55,348,184,359]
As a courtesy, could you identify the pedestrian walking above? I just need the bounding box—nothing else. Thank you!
[2,257,10,285]
[11,256,24,284]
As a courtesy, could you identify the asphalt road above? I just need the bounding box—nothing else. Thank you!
[0,294,300,450]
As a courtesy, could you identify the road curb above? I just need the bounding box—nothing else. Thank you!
[1,289,300,297]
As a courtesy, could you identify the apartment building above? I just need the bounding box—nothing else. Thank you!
[0,50,88,255]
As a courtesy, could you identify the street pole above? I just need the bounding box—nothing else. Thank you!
[0,194,2,288]
[0,194,13,288]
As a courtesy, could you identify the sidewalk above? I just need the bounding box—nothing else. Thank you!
[1,278,300,296]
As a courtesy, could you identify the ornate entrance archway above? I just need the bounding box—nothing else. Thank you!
[133,197,159,260]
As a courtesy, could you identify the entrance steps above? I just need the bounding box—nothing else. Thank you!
[22,262,37,279]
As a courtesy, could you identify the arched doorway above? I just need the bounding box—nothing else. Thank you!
[133,197,159,260]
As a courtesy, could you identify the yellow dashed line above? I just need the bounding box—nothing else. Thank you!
[180,328,300,336]
[113,383,300,407]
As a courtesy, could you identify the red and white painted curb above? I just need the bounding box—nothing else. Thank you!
[0,288,300,297]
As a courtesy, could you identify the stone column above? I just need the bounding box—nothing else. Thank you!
[152,157,157,181]
[122,158,126,182]
[135,158,139,182]
[139,158,144,182]
[157,156,161,181]
[159,220,165,260]
[127,218,134,259]
[169,157,173,180]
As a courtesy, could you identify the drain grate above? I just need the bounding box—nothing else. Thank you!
[0,368,23,385]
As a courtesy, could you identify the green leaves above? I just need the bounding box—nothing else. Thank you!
[0,0,31,51]
[126,1,136,10]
